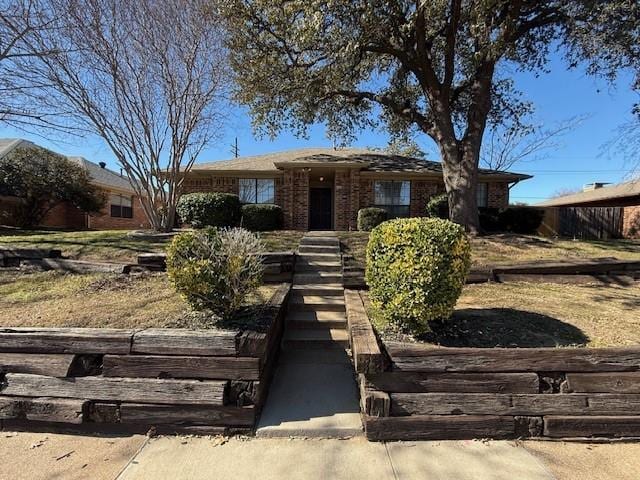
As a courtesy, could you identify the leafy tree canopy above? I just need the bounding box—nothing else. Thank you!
[0,146,106,228]
[225,0,639,232]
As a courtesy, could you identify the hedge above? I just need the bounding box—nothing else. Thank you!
[241,204,283,231]
[357,207,387,231]
[176,192,241,228]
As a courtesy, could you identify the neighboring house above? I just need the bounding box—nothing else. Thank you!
[182,148,531,230]
[537,181,640,239]
[0,138,149,230]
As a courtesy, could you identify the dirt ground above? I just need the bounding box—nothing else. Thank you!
[0,270,277,329]
[523,440,640,480]
[0,431,147,480]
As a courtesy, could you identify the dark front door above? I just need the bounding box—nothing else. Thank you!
[309,187,332,230]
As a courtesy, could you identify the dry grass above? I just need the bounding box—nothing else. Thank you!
[0,270,278,329]
[338,231,640,268]
[0,229,303,263]
[367,281,640,348]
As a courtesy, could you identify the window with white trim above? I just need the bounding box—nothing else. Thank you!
[477,183,488,208]
[110,194,133,218]
[374,180,410,218]
[239,178,275,204]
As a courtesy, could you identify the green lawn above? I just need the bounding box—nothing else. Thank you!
[0,229,303,263]
[338,231,640,268]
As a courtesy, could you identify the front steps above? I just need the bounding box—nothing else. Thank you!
[256,232,362,438]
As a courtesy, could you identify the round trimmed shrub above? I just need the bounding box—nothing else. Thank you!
[365,217,471,335]
[241,204,283,231]
[176,192,241,228]
[425,193,449,219]
[166,227,264,321]
[357,207,387,231]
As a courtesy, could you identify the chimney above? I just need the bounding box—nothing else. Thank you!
[583,182,610,192]
[99,161,106,169]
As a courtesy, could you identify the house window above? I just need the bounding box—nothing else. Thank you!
[374,180,410,218]
[110,194,133,218]
[239,178,275,204]
[477,183,488,208]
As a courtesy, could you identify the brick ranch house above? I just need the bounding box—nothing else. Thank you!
[182,148,531,230]
[537,180,640,239]
[0,139,149,230]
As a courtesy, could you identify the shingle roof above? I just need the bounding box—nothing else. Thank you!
[0,138,137,194]
[537,179,640,207]
[192,147,530,180]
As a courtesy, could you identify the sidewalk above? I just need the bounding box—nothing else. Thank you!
[117,436,554,480]
[3,431,640,480]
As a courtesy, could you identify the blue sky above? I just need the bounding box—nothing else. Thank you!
[1,54,637,205]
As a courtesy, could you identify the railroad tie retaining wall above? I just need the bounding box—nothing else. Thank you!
[344,289,640,442]
[0,283,290,435]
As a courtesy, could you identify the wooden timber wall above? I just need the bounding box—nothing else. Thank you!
[0,283,290,435]
[345,289,640,442]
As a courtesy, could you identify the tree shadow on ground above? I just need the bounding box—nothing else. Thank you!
[420,308,589,348]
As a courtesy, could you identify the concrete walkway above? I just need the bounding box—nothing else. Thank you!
[117,436,555,480]
[256,232,362,438]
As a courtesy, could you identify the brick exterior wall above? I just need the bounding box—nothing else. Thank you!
[41,202,87,229]
[623,205,640,238]
[88,194,150,230]
[179,171,512,231]
[333,169,363,231]
[487,182,509,209]
[182,176,238,195]
[282,169,309,230]
[410,180,445,217]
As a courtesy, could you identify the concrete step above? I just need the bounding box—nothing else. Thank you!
[292,284,344,296]
[289,294,346,312]
[283,329,349,349]
[293,272,343,285]
[297,252,341,262]
[287,310,347,330]
[295,261,342,273]
[298,245,341,254]
[300,236,340,247]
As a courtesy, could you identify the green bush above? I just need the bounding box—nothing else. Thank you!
[425,193,449,219]
[166,227,264,321]
[241,204,283,231]
[357,207,387,231]
[176,192,241,228]
[365,217,471,335]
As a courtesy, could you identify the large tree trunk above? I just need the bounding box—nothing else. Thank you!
[440,142,480,235]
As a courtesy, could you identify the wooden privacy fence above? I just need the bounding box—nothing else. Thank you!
[539,207,623,240]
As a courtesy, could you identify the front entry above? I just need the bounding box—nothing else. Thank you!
[309,187,332,230]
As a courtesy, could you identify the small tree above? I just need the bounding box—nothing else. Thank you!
[0,146,105,228]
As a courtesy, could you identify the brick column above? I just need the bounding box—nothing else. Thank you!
[488,182,509,208]
[283,168,309,230]
[334,170,350,230]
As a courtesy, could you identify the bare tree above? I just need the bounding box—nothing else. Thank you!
[22,0,230,231]
[0,0,66,129]
[481,116,586,172]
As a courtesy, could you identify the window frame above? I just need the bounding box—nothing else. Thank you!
[110,194,133,219]
[477,182,489,208]
[373,180,411,218]
[239,178,275,204]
